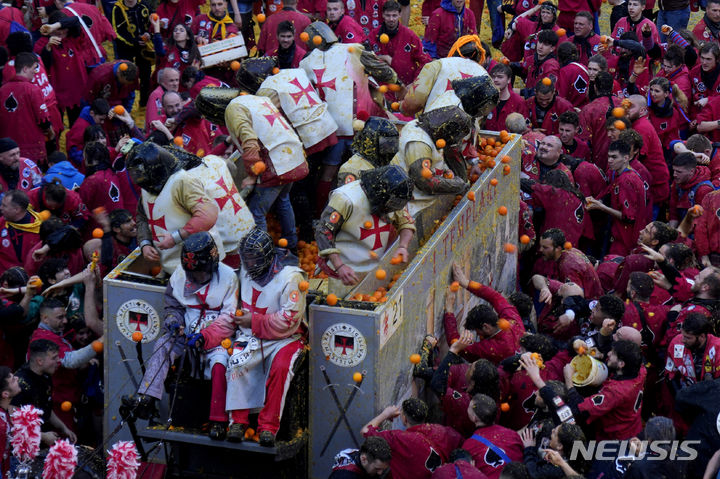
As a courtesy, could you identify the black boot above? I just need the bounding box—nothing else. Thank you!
[208,421,227,440]
[227,423,246,442]
[258,430,275,447]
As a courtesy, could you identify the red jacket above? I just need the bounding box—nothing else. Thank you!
[573,160,607,203]
[257,8,311,54]
[0,158,42,194]
[329,14,366,44]
[579,95,622,171]
[0,76,51,163]
[444,283,525,365]
[607,167,650,256]
[0,6,24,47]
[632,116,671,203]
[432,462,488,479]
[266,44,307,69]
[530,184,589,245]
[86,61,139,108]
[461,425,524,479]
[369,24,431,85]
[648,104,686,151]
[558,0,601,29]
[344,0,384,37]
[78,169,126,218]
[669,166,715,221]
[535,248,603,298]
[192,13,240,42]
[697,95,720,143]
[188,74,225,99]
[523,55,560,91]
[690,63,720,117]
[693,18,720,45]
[62,2,115,67]
[156,0,204,38]
[557,62,589,108]
[622,300,669,353]
[34,36,88,109]
[563,137,592,163]
[658,65,692,105]
[28,187,89,229]
[0,215,41,272]
[485,91,528,132]
[28,327,80,408]
[525,95,573,135]
[424,4,476,59]
[696,189,720,257]
[612,16,660,45]
[440,363,476,437]
[571,33,606,66]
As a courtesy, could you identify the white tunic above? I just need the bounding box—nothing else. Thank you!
[259,68,338,148]
[425,57,488,112]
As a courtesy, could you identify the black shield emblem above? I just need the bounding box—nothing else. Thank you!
[109,182,120,203]
[574,204,584,223]
[484,446,505,468]
[4,93,18,112]
[573,74,588,94]
[425,448,442,471]
[592,394,604,406]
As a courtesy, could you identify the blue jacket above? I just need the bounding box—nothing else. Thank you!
[44,161,85,190]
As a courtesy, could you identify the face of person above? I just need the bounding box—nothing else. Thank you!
[649,84,668,105]
[540,8,554,24]
[701,52,718,72]
[587,61,602,81]
[708,1,720,23]
[326,1,344,22]
[0,147,20,169]
[187,270,212,285]
[43,307,67,332]
[626,101,644,121]
[535,89,554,108]
[574,15,592,38]
[589,302,606,326]
[38,351,60,376]
[360,456,390,477]
[550,426,562,451]
[673,165,695,185]
[536,42,553,59]
[492,72,511,91]
[210,0,227,18]
[53,268,71,284]
[163,93,184,117]
[115,218,138,238]
[607,149,629,171]
[383,9,400,30]
[161,70,180,92]
[539,237,561,261]
[278,31,294,49]
[173,24,188,43]
[3,374,20,398]
[606,349,622,372]
[557,123,576,145]
[606,125,621,140]
[536,136,562,164]
[451,0,465,11]
[682,330,705,349]
[637,223,656,246]
[627,0,643,18]
[0,195,24,221]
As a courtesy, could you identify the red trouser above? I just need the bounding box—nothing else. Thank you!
[230,340,303,434]
[210,363,228,422]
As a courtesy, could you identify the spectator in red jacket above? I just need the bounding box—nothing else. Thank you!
[329,437,392,478]
[257,0,310,55]
[485,64,528,132]
[77,142,126,226]
[326,0,366,44]
[432,449,489,478]
[690,43,720,118]
[558,111,591,162]
[646,77,688,155]
[519,29,560,95]
[265,21,307,69]
[556,42,589,109]
[669,152,716,226]
[692,0,720,45]
[0,190,42,273]
[658,44,692,103]
[423,0,477,59]
[571,11,605,65]
[697,189,720,267]
[525,81,573,135]
[28,181,89,230]
[86,60,140,113]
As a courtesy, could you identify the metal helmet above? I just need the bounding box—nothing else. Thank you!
[303,22,338,51]
[359,165,414,216]
[417,106,472,149]
[236,57,278,94]
[195,86,241,126]
[125,142,181,195]
[451,75,500,118]
[239,228,276,280]
[351,117,399,167]
[181,232,220,274]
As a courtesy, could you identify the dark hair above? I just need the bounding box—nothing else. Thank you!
[5,190,29,210]
[686,134,712,153]
[594,71,614,96]
[520,334,558,361]
[618,128,643,152]
[28,339,60,361]
[84,141,111,172]
[37,258,68,286]
[39,216,64,242]
[40,297,66,315]
[664,243,695,270]
[644,416,675,443]
[470,393,497,425]
[277,20,295,35]
[6,32,33,56]
[544,169,585,204]
[449,449,473,463]
[360,436,392,462]
[181,66,201,86]
[42,181,67,206]
[382,0,402,12]
[83,125,107,144]
[651,221,678,245]
[611,339,642,376]
[558,110,579,127]
[544,380,567,401]
[0,266,28,288]
[500,462,530,479]
[575,11,593,23]
[630,0,647,5]
[700,42,720,61]
[490,63,512,78]
[401,397,428,425]
[468,358,500,399]
[673,152,697,170]
[89,98,110,116]
[663,45,685,68]
[537,29,559,47]
[508,292,533,318]
[47,151,67,166]
[466,304,498,330]
[556,422,586,454]
[536,81,555,95]
[47,11,80,37]
[608,139,631,157]
[598,294,625,321]
[0,366,11,394]
[110,209,133,230]
[683,312,711,335]
[540,228,565,248]
[117,61,138,82]
[629,272,654,300]
[588,54,608,70]
[557,42,578,65]
[703,267,720,299]
[14,51,37,71]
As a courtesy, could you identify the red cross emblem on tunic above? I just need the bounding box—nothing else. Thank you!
[242,287,268,315]
[146,201,167,240]
[359,215,392,250]
[288,78,319,106]
[214,177,243,214]
[261,101,291,130]
[312,68,336,101]
[445,71,475,91]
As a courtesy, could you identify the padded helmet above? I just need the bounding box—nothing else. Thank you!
[451,74,499,118]
[352,117,399,167]
[417,106,473,149]
[181,232,220,274]
[236,57,278,94]
[303,22,338,51]
[360,165,414,216]
[125,142,181,195]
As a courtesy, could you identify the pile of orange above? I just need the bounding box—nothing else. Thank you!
[349,272,403,304]
[475,131,512,172]
[298,240,327,279]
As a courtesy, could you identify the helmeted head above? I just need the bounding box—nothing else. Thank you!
[303,22,338,51]
[236,56,278,94]
[359,165,413,216]
[417,106,472,149]
[240,228,276,281]
[125,142,181,195]
[448,35,486,63]
[451,75,499,118]
[181,232,219,284]
[352,117,399,167]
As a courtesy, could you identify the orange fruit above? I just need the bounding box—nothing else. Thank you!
[118,62,128,71]
[556,28,566,36]
[612,107,625,118]
[151,13,159,21]
[92,228,104,238]
[252,161,266,175]
[364,221,372,228]
[520,234,531,244]
[389,84,401,92]
[375,269,387,280]
[173,136,184,146]
[39,210,51,220]
[300,32,310,42]
[661,25,671,34]
[531,352,540,359]
[435,139,446,149]
[235,309,244,316]
[504,243,516,253]
[61,401,72,412]
[221,338,232,349]
[272,67,280,74]
[613,120,626,130]
[369,251,378,259]
[500,402,510,412]
[131,331,143,342]
[298,280,309,292]
[498,205,508,216]
[467,191,476,201]
[501,57,510,65]
[150,266,162,276]
[379,33,390,44]
[326,294,338,306]
[497,318,511,330]
[487,159,496,168]
[245,427,255,438]
[391,102,400,111]
[541,77,552,86]
[693,204,704,215]
[468,280,480,289]
[600,35,608,43]
[490,178,498,186]
[450,338,458,345]
[501,155,511,164]
[563,241,572,250]
[93,206,106,215]
[91,340,103,353]
[196,149,205,157]
[347,46,355,53]
[379,85,388,93]
[450,281,460,292]
[257,13,266,22]
[313,35,322,45]
[409,353,421,364]
[444,171,454,179]
[353,372,363,382]
[230,60,241,71]
[577,346,586,355]
[278,238,288,247]
[503,165,511,175]
[421,167,432,179]
[30,277,43,288]
[113,105,125,115]
[390,255,402,265]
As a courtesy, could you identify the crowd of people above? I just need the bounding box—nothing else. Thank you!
[0,0,719,476]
